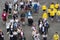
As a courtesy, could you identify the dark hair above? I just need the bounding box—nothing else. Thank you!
[3,9,6,11]
[51,2,54,4]
[55,32,58,34]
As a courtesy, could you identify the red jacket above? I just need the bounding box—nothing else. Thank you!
[2,12,7,20]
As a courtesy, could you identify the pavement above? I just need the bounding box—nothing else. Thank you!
[0,0,60,40]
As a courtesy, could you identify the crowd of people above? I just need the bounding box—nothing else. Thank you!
[0,0,60,40]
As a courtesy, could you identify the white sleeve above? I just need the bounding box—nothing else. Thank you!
[6,23,10,29]
[2,35,4,37]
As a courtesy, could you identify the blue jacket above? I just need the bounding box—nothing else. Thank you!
[26,11,32,18]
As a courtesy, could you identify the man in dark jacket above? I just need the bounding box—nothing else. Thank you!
[41,25,47,34]
[5,1,9,13]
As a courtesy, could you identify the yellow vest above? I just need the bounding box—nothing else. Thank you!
[42,5,47,10]
[53,8,57,13]
[50,4,55,9]
[56,10,60,16]
[55,3,59,9]
[47,9,51,13]
[53,34,59,40]
[42,12,48,19]
[50,10,55,16]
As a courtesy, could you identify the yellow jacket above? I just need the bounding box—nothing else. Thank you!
[53,34,59,40]
[42,5,47,10]
[42,12,48,19]
[56,10,60,16]
[50,4,55,9]
[50,10,55,16]
[47,8,51,13]
[53,8,57,13]
[55,3,59,9]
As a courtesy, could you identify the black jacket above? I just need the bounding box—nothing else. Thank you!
[0,32,4,40]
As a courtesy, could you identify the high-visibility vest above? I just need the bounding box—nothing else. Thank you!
[47,9,51,13]
[55,3,59,9]
[50,11,55,16]
[56,10,60,16]
[53,34,59,40]
[42,12,48,19]
[42,5,47,10]
[50,4,55,9]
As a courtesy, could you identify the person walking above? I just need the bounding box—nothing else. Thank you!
[5,1,9,13]
[8,2,12,14]
[53,32,59,40]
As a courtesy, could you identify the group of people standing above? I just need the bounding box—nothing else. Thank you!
[0,0,60,40]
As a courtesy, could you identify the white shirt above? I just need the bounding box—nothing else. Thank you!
[13,10,18,14]
[42,34,47,37]
[32,2,36,7]
[13,0,18,3]
[13,32,18,35]
[21,31,24,37]
[20,2,24,5]
[37,2,40,6]
[15,4,18,10]
[39,23,43,29]
[32,26,36,31]
[6,22,10,29]
[28,11,31,15]
[28,16,33,19]
[9,34,13,37]
[32,31,36,37]
[15,19,18,22]
[9,3,12,8]
[17,29,21,33]
[42,27,44,32]
[34,33,40,40]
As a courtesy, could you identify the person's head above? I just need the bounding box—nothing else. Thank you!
[55,32,58,34]
[5,1,8,4]
[51,8,53,11]
[3,9,6,12]
[29,1,32,3]
[51,2,54,4]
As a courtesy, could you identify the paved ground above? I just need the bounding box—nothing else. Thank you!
[0,0,60,40]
